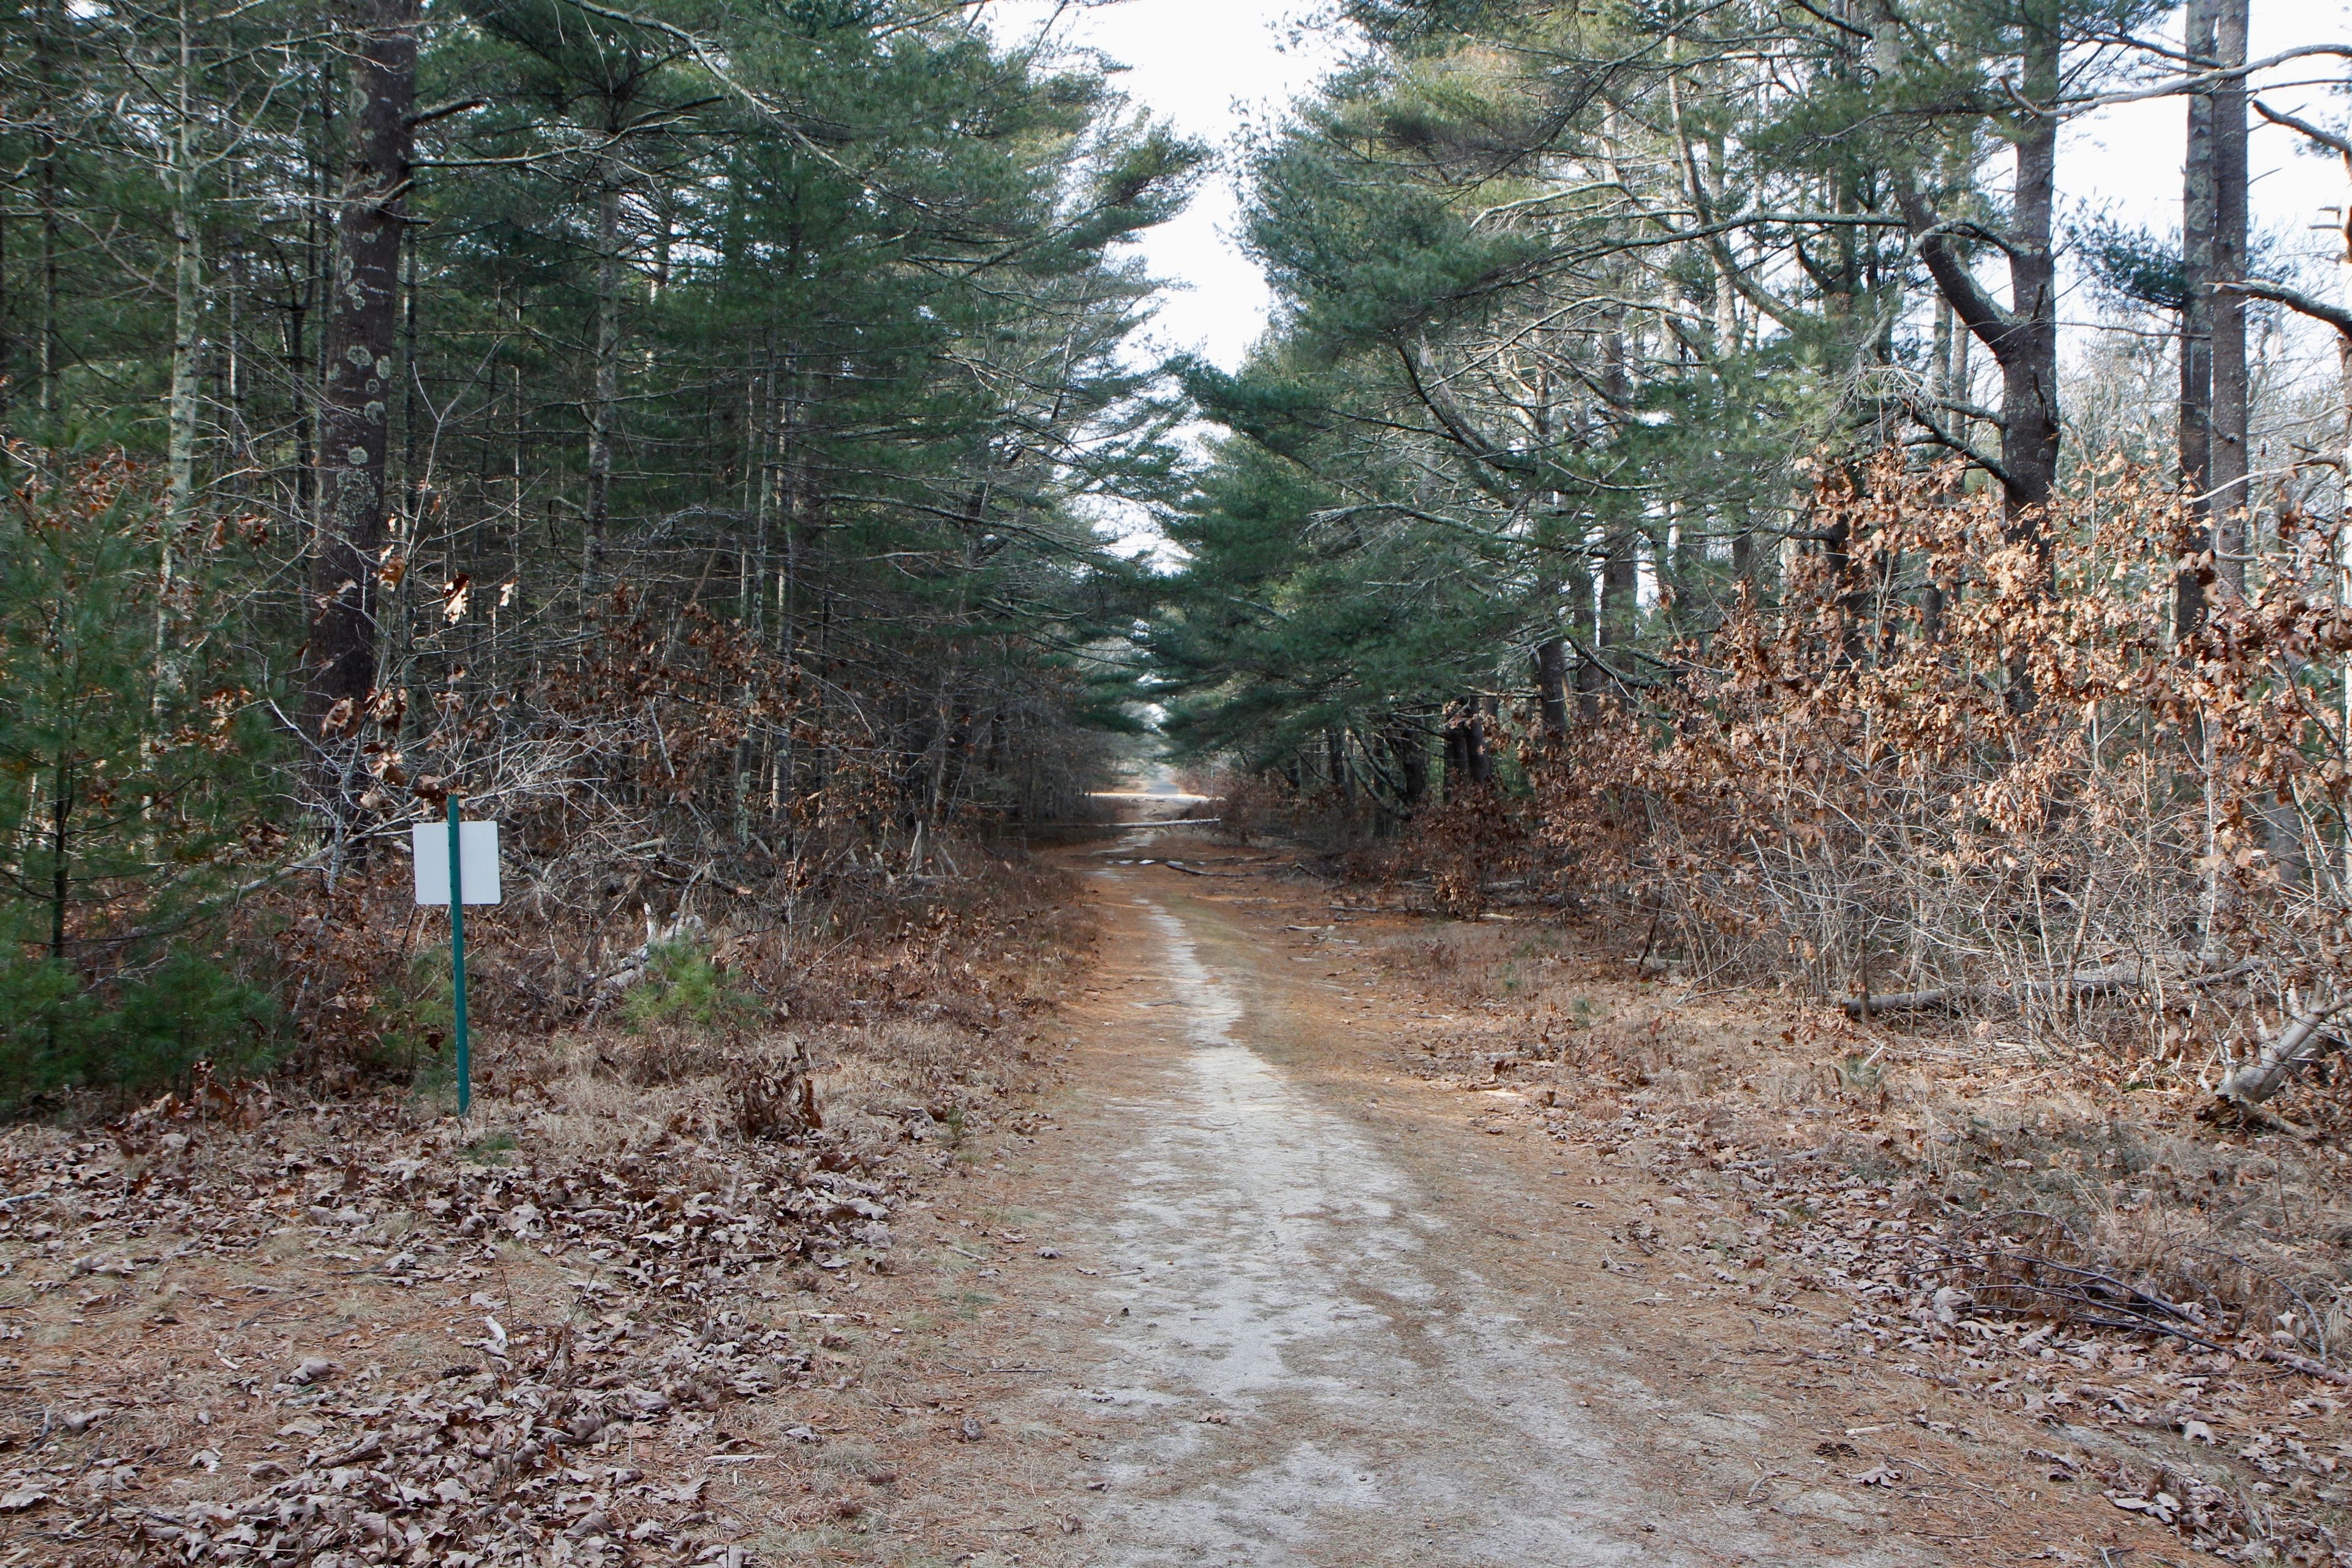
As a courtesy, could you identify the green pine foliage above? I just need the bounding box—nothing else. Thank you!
[0,458,282,1107]
[0,1,1209,1110]
[1144,0,2143,801]
[619,935,764,1034]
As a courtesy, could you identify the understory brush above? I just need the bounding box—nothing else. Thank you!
[0,950,284,1110]
[0,456,1118,1121]
[0,456,285,1113]
[255,835,1089,1099]
[1278,456,2352,1112]
[618,933,765,1034]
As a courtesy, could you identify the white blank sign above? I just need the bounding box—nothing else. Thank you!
[413,820,502,906]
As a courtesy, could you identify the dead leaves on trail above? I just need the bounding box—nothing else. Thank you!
[126,1345,736,1565]
[1384,933,2352,1565]
[1531,1092,2352,1561]
[0,1021,1034,1565]
[0,845,1089,1566]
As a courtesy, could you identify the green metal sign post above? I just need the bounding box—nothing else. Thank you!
[415,801,497,1118]
[448,795,470,1117]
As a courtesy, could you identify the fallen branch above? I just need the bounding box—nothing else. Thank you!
[1843,984,1982,1019]
[2180,959,2263,990]
[1945,1222,2352,1384]
[586,909,707,1011]
[2215,992,2352,1107]
[2261,1345,2352,1387]
[1842,958,2258,1020]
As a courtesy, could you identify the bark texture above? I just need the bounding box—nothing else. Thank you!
[1533,636,1570,739]
[2209,0,2251,597]
[1901,18,2061,549]
[2176,0,2215,639]
[303,0,418,785]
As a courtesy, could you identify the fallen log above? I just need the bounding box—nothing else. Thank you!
[2262,1344,2352,1387]
[2215,992,2352,1106]
[1842,957,2258,1020]
[1841,968,2140,1019]
[586,908,706,1012]
[1842,985,1982,1019]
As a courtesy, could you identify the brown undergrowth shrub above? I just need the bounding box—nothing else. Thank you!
[204,568,1106,1103]
[255,838,1087,1100]
[1371,451,2352,1091]
[1,458,1114,1121]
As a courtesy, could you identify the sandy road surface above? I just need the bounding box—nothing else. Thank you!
[860,841,1923,1567]
[1024,883,1899,1565]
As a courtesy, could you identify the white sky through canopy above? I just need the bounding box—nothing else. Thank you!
[982,1,2352,368]
[981,0,1352,371]
[978,1,2352,572]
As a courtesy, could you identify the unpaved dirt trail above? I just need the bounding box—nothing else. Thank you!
[1028,888,1869,1565]
[869,846,1925,1567]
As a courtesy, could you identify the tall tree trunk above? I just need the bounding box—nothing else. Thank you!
[2177,0,2217,641]
[160,0,203,710]
[1708,129,1740,356]
[2209,0,2250,597]
[584,173,622,597]
[36,0,60,426]
[1919,295,1958,639]
[2342,260,2352,884]
[1899,17,2059,710]
[1997,20,2062,543]
[222,217,249,498]
[2199,0,2253,960]
[1901,18,2060,548]
[1572,548,1603,722]
[48,756,71,963]
[1387,717,1428,813]
[1666,503,1700,630]
[399,227,420,518]
[296,56,336,522]
[1533,636,1570,739]
[1598,527,1636,698]
[1595,315,1637,703]
[2179,0,2229,960]
[1930,292,1952,415]
[910,676,958,872]
[1442,696,1494,799]
[0,190,9,430]
[165,0,202,524]
[303,0,418,804]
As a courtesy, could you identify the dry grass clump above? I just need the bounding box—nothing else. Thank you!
[246,832,1090,1110]
[1375,903,2352,1342]
[420,1028,1041,1191]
